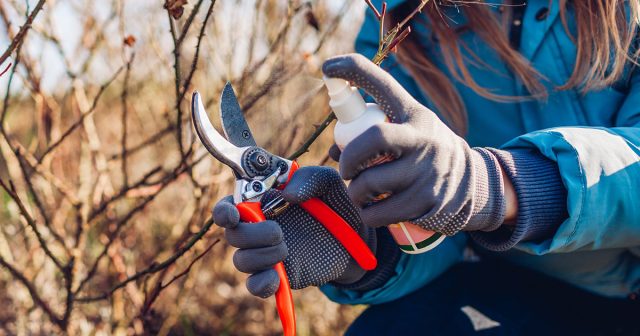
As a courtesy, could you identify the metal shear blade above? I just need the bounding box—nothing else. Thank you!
[220,82,257,148]
[191,91,248,178]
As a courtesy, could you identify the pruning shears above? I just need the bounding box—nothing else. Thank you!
[190,83,377,336]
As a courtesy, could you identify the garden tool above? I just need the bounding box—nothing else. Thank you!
[190,83,377,336]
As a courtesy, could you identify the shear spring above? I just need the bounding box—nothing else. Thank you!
[262,195,290,218]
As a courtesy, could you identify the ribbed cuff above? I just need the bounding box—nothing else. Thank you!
[331,228,401,292]
[469,148,568,251]
[466,148,506,232]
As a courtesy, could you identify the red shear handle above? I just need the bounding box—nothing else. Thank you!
[236,202,296,336]
[299,199,377,271]
[284,161,377,271]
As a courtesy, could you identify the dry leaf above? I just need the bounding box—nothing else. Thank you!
[164,0,188,19]
[123,35,137,47]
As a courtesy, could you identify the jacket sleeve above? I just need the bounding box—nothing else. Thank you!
[500,69,640,254]
[484,70,640,297]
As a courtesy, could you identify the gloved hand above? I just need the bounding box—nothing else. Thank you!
[322,53,506,236]
[213,166,376,298]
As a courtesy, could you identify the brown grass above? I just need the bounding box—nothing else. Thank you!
[0,1,366,334]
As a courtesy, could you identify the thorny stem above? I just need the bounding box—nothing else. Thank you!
[0,179,65,270]
[372,0,430,65]
[0,0,47,65]
[38,66,125,163]
[177,0,205,46]
[121,52,135,187]
[0,256,63,328]
[178,0,217,105]
[0,41,22,126]
[288,108,336,160]
[168,12,185,157]
[289,0,426,160]
[76,218,218,302]
[159,238,219,290]
[75,153,207,297]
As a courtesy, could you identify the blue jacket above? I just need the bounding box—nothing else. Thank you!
[322,0,640,304]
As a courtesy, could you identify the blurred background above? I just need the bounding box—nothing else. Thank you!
[0,0,368,334]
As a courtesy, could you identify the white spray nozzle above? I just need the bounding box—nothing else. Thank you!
[323,76,366,123]
[323,76,348,95]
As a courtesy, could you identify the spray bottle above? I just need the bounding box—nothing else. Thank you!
[324,76,445,254]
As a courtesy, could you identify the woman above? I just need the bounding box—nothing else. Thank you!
[213,0,640,334]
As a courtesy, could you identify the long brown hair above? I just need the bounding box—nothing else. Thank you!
[390,1,640,135]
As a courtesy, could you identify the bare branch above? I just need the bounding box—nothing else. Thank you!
[0,256,63,328]
[288,107,335,160]
[285,0,421,160]
[178,0,217,104]
[121,52,135,187]
[109,124,176,161]
[0,62,11,77]
[0,179,65,270]
[176,0,205,46]
[39,66,125,162]
[160,238,218,290]
[0,0,47,65]
[167,10,186,157]
[364,0,382,20]
[76,218,218,302]
[372,0,430,65]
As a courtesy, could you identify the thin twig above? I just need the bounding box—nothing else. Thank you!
[160,238,219,290]
[364,0,382,19]
[0,179,64,270]
[167,11,186,158]
[109,124,176,161]
[176,0,205,46]
[1,40,23,126]
[39,66,124,162]
[372,0,430,65]
[87,165,162,221]
[76,218,217,302]
[74,192,163,296]
[178,0,216,104]
[121,52,135,187]
[15,151,67,249]
[75,154,207,296]
[0,256,63,328]
[0,62,11,77]
[288,107,336,160]
[0,0,47,65]
[287,0,422,159]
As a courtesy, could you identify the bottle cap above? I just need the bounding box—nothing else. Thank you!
[323,76,366,123]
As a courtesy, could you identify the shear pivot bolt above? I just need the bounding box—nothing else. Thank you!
[249,151,269,171]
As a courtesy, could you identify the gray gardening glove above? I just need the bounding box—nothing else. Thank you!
[322,53,506,235]
[213,166,376,298]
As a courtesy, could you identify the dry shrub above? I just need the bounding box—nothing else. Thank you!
[0,0,366,334]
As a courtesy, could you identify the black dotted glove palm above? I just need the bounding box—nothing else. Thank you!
[213,166,376,298]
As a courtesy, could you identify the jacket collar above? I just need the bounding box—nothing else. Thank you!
[369,0,561,60]
[519,0,561,60]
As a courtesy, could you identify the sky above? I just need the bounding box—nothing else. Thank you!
[0,0,362,97]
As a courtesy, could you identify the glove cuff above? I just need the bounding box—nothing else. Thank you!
[331,228,401,292]
[466,148,506,232]
[469,148,567,251]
